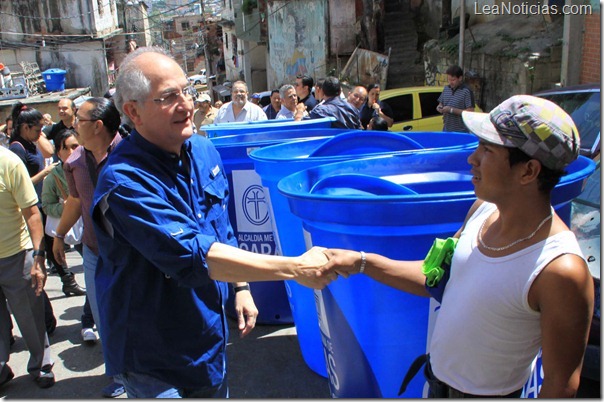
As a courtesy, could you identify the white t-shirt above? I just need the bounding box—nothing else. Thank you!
[213,101,268,123]
[429,202,585,395]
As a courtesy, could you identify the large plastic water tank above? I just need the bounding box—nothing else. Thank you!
[250,130,478,377]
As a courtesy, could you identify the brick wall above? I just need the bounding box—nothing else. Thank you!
[580,12,601,83]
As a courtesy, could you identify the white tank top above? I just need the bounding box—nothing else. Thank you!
[429,202,585,395]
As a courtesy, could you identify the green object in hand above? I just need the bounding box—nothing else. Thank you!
[422,237,458,287]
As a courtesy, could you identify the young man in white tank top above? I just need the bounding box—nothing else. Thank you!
[319,95,594,397]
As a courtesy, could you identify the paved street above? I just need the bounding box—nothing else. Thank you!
[2,249,330,399]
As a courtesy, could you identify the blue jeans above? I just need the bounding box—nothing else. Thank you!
[82,245,100,331]
[81,295,95,329]
[114,372,228,398]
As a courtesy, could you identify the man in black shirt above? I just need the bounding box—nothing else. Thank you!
[45,98,76,143]
[295,75,318,112]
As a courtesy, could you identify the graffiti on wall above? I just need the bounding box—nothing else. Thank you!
[340,47,389,88]
[285,49,310,78]
[424,62,448,87]
[267,0,327,87]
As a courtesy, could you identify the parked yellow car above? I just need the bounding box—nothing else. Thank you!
[380,86,481,132]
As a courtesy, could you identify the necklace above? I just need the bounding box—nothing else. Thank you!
[478,208,553,252]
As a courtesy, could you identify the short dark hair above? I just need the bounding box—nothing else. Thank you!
[367,83,381,93]
[54,128,78,153]
[315,78,325,89]
[507,147,563,193]
[84,97,122,136]
[271,89,280,96]
[369,116,389,131]
[297,75,314,90]
[322,76,341,97]
[445,65,464,78]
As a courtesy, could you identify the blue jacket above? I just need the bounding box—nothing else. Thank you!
[91,130,235,388]
[309,96,361,129]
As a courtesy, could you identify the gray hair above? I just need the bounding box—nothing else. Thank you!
[113,46,173,124]
[231,80,248,93]
[279,84,295,99]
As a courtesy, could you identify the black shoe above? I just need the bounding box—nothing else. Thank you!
[0,364,14,388]
[34,364,55,389]
[46,317,57,336]
[61,272,86,297]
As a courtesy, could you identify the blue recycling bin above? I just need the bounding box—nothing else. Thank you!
[42,68,67,92]
[249,130,478,377]
[277,154,595,398]
[200,116,336,138]
[209,127,353,324]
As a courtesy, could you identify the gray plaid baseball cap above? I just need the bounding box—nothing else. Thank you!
[462,95,580,170]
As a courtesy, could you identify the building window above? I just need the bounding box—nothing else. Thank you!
[225,33,229,49]
[98,0,104,15]
[182,21,191,31]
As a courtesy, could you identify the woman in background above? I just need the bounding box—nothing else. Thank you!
[41,129,95,344]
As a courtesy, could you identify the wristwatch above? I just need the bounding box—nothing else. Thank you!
[233,284,251,293]
[32,250,46,258]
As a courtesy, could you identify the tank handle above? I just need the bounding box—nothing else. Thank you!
[309,173,418,196]
[308,131,423,157]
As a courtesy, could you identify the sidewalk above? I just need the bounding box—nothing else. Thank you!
[2,249,330,398]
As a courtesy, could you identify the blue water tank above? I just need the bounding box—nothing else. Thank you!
[42,69,67,92]
[250,131,478,378]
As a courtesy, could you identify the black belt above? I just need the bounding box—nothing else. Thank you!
[399,354,523,398]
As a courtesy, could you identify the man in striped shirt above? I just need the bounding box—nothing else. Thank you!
[437,65,475,132]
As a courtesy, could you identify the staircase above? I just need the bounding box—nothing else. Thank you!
[383,0,425,88]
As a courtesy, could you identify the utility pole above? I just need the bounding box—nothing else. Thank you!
[199,0,214,101]
[458,0,465,70]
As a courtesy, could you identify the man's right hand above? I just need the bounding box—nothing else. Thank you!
[53,236,66,266]
[293,247,338,289]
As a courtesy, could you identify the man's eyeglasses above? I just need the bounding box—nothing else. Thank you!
[153,85,197,106]
[352,93,366,102]
[74,116,99,124]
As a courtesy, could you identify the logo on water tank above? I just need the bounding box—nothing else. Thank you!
[242,184,269,226]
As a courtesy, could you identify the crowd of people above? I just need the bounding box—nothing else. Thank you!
[191,71,403,133]
[0,47,594,399]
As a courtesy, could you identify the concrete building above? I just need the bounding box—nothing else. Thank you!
[0,0,151,97]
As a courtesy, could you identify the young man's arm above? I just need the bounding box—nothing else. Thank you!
[317,199,485,295]
[530,254,594,397]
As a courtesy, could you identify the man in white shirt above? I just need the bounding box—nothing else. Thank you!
[213,81,268,124]
[276,84,307,120]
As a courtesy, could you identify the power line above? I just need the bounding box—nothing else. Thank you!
[0,0,203,22]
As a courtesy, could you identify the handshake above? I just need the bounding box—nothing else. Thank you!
[294,247,366,289]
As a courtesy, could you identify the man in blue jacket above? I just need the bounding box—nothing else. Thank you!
[91,46,334,398]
